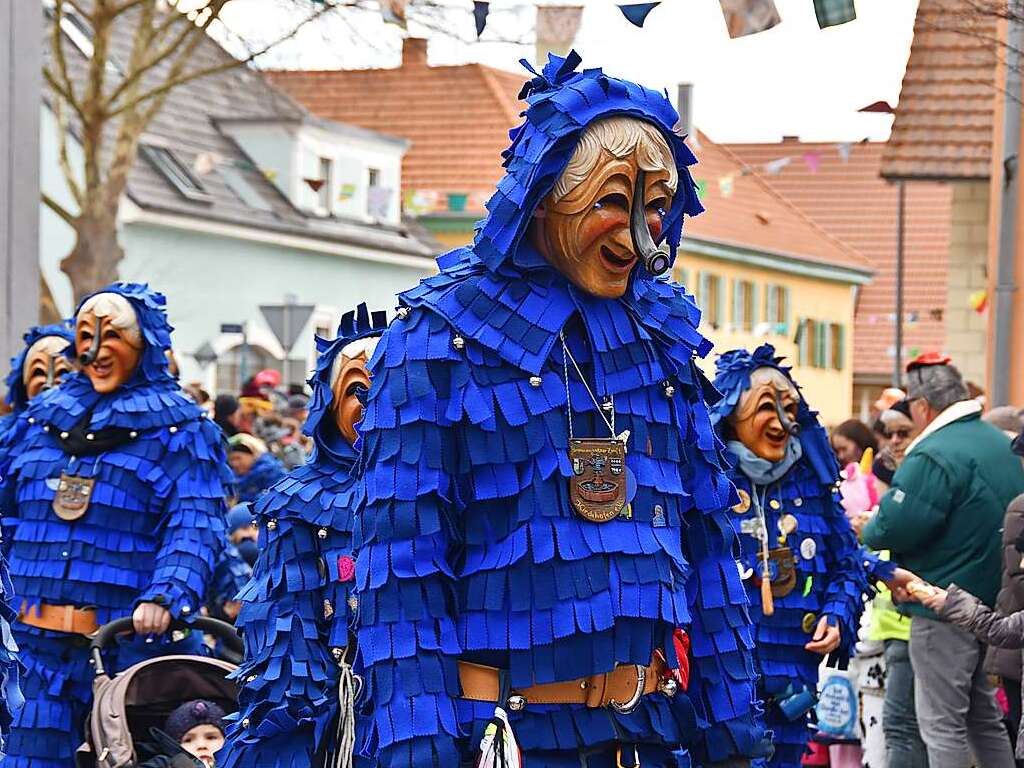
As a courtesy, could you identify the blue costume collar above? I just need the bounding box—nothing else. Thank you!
[727,438,803,486]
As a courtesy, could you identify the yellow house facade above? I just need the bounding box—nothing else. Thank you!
[675,246,863,425]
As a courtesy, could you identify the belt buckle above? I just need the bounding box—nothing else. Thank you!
[608,664,646,714]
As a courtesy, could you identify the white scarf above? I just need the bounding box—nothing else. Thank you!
[904,399,983,456]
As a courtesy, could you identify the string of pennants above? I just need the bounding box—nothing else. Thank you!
[700,138,869,200]
[376,0,858,39]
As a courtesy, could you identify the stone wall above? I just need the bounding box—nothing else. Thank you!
[944,180,989,387]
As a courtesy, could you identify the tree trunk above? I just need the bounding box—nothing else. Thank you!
[60,206,124,304]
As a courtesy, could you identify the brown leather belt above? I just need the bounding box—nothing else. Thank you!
[458,655,670,712]
[19,602,98,635]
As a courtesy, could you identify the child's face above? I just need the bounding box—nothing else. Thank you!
[180,723,223,766]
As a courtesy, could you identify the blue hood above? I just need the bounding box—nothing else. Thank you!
[26,282,203,431]
[4,322,75,413]
[473,51,703,273]
[711,343,839,485]
[304,303,388,467]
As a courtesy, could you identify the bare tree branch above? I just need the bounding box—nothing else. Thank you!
[42,192,77,227]
[52,96,84,208]
[107,0,342,119]
[48,0,83,118]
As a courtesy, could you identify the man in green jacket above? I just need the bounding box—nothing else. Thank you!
[863,355,1024,768]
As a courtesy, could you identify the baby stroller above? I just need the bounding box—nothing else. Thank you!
[75,616,243,768]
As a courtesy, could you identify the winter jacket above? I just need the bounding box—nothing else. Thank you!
[987,493,1024,680]
[863,403,1024,619]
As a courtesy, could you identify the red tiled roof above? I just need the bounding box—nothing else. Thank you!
[881,0,998,179]
[268,39,524,199]
[729,140,952,378]
[685,135,873,273]
[270,43,870,273]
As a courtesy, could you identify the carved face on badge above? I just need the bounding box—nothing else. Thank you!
[75,294,143,394]
[534,117,677,299]
[730,367,801,463]
[331,337,379,445]
[23,336,74,400]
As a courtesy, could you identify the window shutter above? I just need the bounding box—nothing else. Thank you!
[750,283,760,329]
[765,285,777,333]
[816,321,828,368]
[781,287,791,335]
[797,317,807,366]
[698,272,709,319]
[732,279,742,328]
[716,277,726,327]
[835,324,846,370]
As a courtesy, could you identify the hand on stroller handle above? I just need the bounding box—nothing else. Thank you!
[90,615,244,678]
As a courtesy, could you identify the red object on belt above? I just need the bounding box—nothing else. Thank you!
[671,629,691,690]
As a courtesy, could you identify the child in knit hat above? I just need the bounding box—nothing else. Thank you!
[140,699,227,768]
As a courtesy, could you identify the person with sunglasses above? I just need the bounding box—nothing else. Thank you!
[872,401,917,489]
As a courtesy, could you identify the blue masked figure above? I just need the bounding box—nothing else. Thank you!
[220,304,388,768]
[228,434,287,504]
[354,53,768,768]
[1,323,75,439]
[710,345,892,768]
[0,283,231,768]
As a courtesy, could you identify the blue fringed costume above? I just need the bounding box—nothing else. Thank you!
[354,54,768,768]
[0,283,231,767]
[219,304,388,768]
[710,345,891,768]
[232,451,287,505]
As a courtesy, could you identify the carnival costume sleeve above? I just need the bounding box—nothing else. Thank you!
[354,312,462,768]
[136,416,229,619]
[817,493,873,655]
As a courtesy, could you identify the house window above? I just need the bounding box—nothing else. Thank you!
[797,318,815,368]
[139,145,209,202]
[367,167,389,219]
[764,284,790,335]
[318,157,333,213]
[697,272,724,329]
[732,279,757,332]
[830,323,846,370]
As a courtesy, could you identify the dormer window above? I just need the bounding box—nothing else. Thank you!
[140,144,210,203]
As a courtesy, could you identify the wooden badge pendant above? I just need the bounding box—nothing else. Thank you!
[52,473,95,521]
[569,438,627,523]
[767,546,797,598]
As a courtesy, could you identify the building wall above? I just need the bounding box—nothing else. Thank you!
[677,250,857,425]
[118,223,433,387]
[945,180,989,388]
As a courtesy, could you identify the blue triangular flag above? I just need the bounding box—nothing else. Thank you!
[474,0,490,37]
[618,2,659,27]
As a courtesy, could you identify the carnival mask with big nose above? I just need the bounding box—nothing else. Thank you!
[534,117,677,299]
[730,367,801,463]
[75,294,143,394]
[331,337,379,446]
[23,336,74,400]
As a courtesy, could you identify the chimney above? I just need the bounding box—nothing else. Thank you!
[676,84,693,138]
[402,38,428,67]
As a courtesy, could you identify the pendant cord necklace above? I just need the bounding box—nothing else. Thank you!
[560,330,616,441]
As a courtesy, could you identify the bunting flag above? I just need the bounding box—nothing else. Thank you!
[719,0,781,39]
[802,151,821,173]
[763,156,793,175]
[474,1,490,37]
[694,179,708,200]
[338,183,357,201]
[618,2,660,27]
[813,0,856,29]
[367,185,393,218]
[718,175,735,197]
[381,0,407,27]
[303,177,325,192]
[536,5,584,58]
[837,142,852,162]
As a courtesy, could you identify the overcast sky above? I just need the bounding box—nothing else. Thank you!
[220,0,918,143]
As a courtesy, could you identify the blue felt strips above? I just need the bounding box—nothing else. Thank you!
[353,53,768,767]
[220,305,385,768]
[0,283,232,764]
[712,344,874,768]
